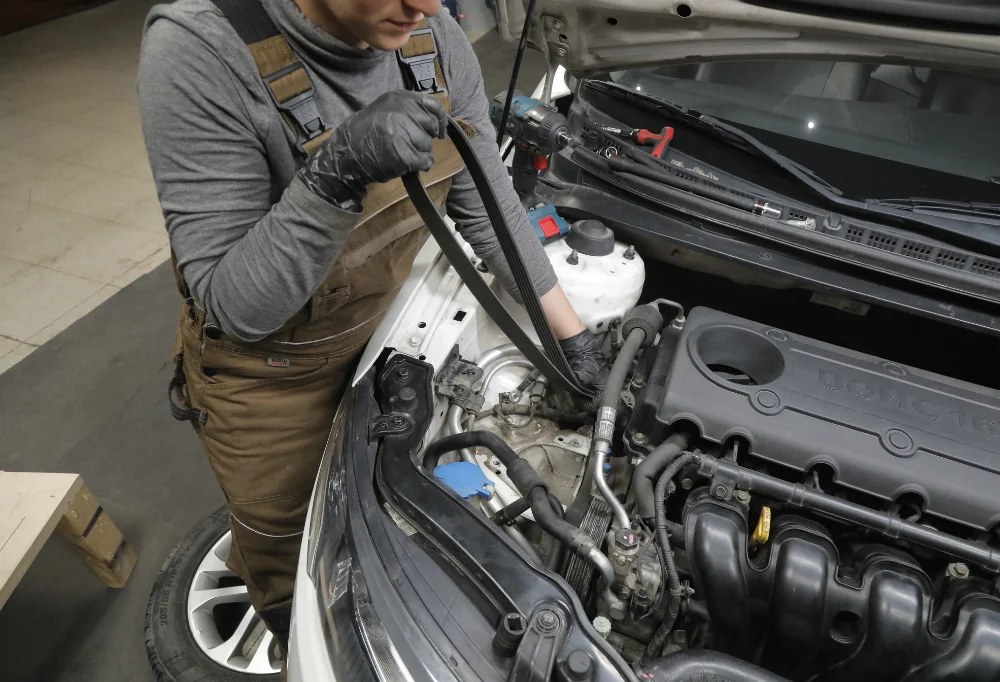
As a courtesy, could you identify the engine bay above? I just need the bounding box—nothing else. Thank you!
[406,219,1000,682]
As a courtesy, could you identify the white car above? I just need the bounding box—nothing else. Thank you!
[147,2,1000,681]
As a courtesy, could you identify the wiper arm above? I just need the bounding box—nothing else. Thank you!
[867,197,1000,218]
[694,114,844,197]
[600,82,844,199]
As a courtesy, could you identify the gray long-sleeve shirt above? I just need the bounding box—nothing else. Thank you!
[138,0,557,342]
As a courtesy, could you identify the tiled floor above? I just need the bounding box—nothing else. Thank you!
[0,0,166,375]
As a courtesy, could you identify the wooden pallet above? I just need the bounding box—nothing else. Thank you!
[0,471,137,610]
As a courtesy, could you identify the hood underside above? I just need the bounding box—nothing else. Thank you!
[494,0,1000,75]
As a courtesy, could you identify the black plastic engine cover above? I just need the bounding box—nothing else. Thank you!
[685,496,1000,681]
[638,306,1000,532]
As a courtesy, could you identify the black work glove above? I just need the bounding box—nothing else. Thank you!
[299,91,448,211]
[559,329,607,389]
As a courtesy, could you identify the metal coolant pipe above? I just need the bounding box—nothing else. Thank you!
[565,303,664,528]
[587,546,621,611]
[479,359,535,396]
[592,448,628,530]
[591,327,648,531]
[446,345,528,458]
[444,344,526,461]
[475,343,520,368]
[447,404,476,464]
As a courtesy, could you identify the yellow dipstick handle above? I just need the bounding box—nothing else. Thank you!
[752,506,772,547]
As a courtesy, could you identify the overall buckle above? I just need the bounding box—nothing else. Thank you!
[264,62,327,150]
[397,28,447,96]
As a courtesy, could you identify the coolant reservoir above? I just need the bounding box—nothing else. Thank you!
[500,220,645,337]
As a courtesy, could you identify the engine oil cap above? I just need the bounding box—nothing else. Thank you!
[566,219,615,256]
[592,616,612,639]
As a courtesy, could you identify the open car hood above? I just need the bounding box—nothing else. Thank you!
[494,0,1000,75]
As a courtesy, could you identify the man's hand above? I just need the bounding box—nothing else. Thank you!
[559,329,607,388]
[299,91,448,210]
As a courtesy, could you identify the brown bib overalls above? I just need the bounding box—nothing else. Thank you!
[167,20,462,645]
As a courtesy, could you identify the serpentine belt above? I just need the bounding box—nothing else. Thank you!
[402,118,596,399]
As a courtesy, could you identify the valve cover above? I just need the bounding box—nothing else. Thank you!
[651,307,1000,532]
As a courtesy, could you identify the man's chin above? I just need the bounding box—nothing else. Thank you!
[371,30,415,52]
[377,15,440,51]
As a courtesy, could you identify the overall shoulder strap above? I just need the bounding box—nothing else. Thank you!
[211,2,453,155]
[209,0,280,43]
[210,0,330,155]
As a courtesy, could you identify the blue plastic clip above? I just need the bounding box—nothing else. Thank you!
[434,461,494,499]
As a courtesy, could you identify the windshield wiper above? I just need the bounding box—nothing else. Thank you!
[598,81,844,199]
[691,114,845,197]
[588,80,1000,251]
[866,197,1000,218]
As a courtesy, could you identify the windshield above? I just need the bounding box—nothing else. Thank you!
[609,61,1000,201]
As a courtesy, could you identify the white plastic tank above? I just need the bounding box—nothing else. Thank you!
[500,220,645,338]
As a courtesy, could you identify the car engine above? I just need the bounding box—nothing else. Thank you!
[422,230,1000,681]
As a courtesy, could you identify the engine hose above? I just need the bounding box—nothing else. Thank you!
[493,496,532,526]
[644,452,698,662]
[503,520,543,564]
[632,433,690,520]
[425,432,623,610]
[664,519,685,550]
[546,494,568,573]
[567,327,647,528]
[600,328,647,418]
[642,650,791,682]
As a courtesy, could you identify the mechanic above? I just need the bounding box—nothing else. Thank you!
[138,0,604,655]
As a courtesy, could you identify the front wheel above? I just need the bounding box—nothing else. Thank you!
[145,506,282,681]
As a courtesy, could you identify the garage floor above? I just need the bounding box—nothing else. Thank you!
[0,0,168,375]
[0,3,545,680]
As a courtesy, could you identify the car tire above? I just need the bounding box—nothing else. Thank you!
[145,505,282,681]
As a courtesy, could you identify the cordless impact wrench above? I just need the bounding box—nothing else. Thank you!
[490,90,572,201]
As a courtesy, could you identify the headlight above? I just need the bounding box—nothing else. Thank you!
[305,380,414,682]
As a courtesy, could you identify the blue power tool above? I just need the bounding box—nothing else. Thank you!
[490,90,572,199]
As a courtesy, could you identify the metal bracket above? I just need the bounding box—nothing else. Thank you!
[434,345,485,412]
[370,414,412,441]
[710,475,738,502]
[509,607,567,682]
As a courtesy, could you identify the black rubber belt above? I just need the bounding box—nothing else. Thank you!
[403,118,595,398]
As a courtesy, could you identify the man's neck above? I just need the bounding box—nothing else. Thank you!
[293,0,368,48]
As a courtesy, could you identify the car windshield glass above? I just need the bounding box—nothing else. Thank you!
[609,61,1000,202]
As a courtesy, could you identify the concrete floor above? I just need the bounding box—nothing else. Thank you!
[0,3,546,680]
